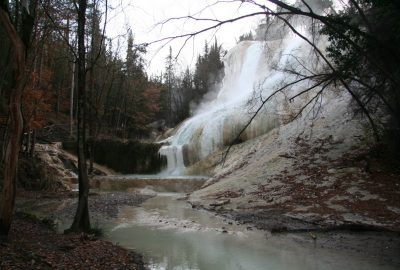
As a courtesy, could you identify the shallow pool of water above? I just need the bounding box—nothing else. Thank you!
[104,193,397,270]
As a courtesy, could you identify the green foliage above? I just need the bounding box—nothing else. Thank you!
[238,31,254,42]
[321,15,364,76]
[158,40,224,126]
[178,68,194,119]
[193,39,224,104]
[160,46,176,126]
[320,0,400,152]
[97,30,161,139]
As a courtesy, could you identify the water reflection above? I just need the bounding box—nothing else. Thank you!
[105,194,397,270]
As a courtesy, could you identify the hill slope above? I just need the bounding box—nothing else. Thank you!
[188,92,400,232]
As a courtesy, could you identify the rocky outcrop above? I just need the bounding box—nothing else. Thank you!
[33,143,112,191]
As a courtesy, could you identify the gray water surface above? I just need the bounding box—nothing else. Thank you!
[104,193,396,270]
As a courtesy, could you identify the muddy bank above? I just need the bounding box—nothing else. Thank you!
[6,191,154,269]
[0,212,146,270]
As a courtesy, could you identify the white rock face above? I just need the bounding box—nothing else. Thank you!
[35,143,79,190]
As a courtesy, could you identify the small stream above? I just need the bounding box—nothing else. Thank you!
[102,193,396,270]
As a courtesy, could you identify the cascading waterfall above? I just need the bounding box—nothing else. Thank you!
[159,144,185,174]
[160,29,315,175]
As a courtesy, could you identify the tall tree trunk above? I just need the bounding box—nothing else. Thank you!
[88,71,94,173]
[0,46,11,97]
[68,0,91,233]
[70,59,75,138]
[0,6,26,241]
[26,130,31,154]
[29,129,35,156]
[87,1,96,174]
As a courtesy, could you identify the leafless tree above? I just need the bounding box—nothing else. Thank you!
[148,0,400,161]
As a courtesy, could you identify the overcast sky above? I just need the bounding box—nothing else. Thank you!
[106,0,268,76]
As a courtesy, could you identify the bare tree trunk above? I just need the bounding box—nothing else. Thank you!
[70,59,75,138]
[26,130,31,153]
[68,0,91,233]
[87,2,96,174]
[0,7,26,241]
[29,130,36,156]
[0,46,11,97]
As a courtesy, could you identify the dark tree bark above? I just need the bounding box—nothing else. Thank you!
[68,0,91,233]
[0,2,27,241]
[29,129,35,156]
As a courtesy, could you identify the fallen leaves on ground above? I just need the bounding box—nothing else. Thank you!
[0,213,146,270]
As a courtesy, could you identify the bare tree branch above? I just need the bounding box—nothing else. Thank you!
[39,0,77,59]
[221,74,325,164]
